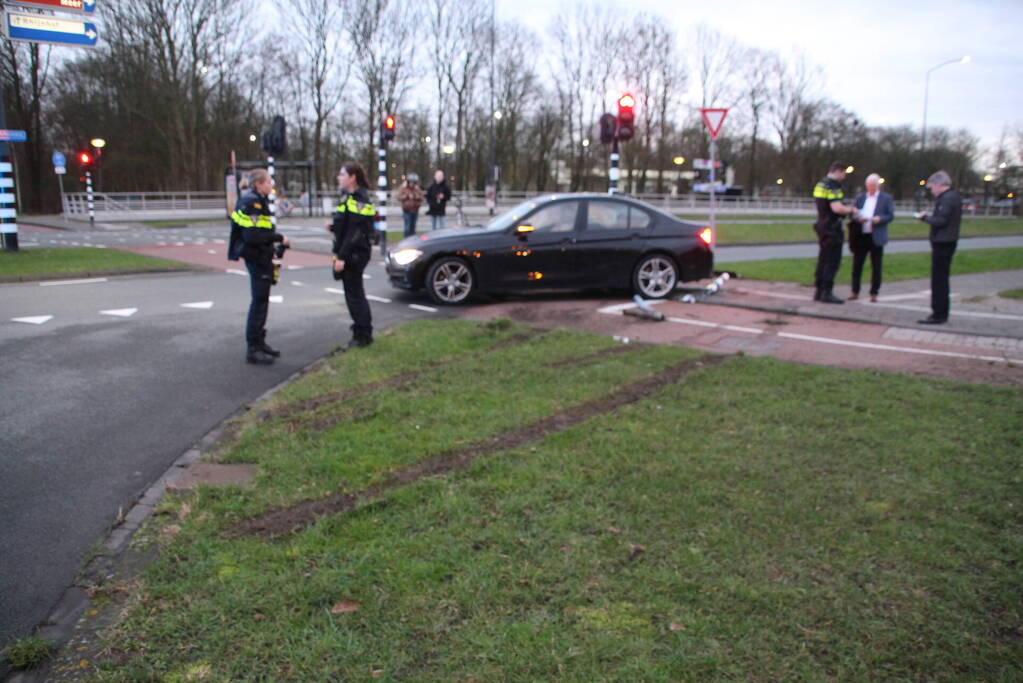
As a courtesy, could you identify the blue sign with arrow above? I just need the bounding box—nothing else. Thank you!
[0,130,29,142]
[4,12,99,48]
[52,151,66,167]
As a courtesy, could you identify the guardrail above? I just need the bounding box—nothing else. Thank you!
[61,190,1018,220]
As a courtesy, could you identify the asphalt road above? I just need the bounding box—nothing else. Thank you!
[0,260,445,653]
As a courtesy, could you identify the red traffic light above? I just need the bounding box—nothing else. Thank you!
[617,93,635,141]
[381,115,396,143]
[618,93,635,109]
[384,115,395,130]
[78,151,92,165]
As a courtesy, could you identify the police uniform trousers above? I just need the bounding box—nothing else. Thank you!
[930,241,957,320]
[245,260,273,345]
[340,250,373,341]
[814,224,844,292]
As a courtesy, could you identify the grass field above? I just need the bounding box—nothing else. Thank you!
[719,247,1023,286]
[41,320,1021,681]
[0,247,195,280]
[711,218,1023,245]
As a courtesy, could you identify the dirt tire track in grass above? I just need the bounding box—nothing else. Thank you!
[544,342,646,368]
[262,329,546,423]
[227,353,729,540]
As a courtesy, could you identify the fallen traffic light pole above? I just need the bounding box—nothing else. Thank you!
[678,271,736,303]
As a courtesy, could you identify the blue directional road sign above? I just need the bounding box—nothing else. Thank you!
[52,151,66,167]
[0,130,29,142]
[4,12,99,48]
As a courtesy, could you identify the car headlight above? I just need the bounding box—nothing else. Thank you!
[391,248,423,266]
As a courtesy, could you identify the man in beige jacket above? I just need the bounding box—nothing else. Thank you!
[397,172,425,237]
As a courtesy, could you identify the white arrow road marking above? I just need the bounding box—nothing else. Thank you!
[181,301,214,309]
[366,295,391,303]
[12,315,53,325]
[409,304,438,312]
[100,308,138,317]
[40,278,108,287]
[269,295,283,303]
[324,287,344,294]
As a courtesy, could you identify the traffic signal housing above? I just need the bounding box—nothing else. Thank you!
[599,113,616,145]
[617,93,635,141]
[77,150,94,181]
[381,115,396,144]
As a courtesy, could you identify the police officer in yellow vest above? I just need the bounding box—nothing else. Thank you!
[328,161,375,349]
[812,161,859,304]
[229,169,289,364]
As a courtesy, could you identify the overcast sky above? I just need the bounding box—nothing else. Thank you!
[497,0,1022,164]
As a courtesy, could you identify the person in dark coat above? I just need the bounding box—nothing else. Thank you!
[915,170,962,324]
[328,161,376,348]
[847,172,895,302]
[229,168,289,364]
[425,169,451,231]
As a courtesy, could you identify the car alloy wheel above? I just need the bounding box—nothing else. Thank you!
[633,254,678,299]
[426,257,474,304]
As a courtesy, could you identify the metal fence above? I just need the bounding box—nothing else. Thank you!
[61,190,1019,221]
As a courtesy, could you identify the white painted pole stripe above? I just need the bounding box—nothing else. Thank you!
[0,193,14,203]
[0,178,13,188]
[12,315,53,325]
[0,162,12,172]
[100,308,138,317]
[1,223,16,233]
[180,301,214,309]
[366,294,391,303]
[40,277,108,286]
[409,304,438,312]
[0,208,16,218]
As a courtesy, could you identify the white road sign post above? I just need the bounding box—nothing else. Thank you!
[700,108,728,250]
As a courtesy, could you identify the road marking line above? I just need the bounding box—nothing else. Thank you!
[226,269,247,276]
[287,265,304,270]
[40,278,108,287]
[269,295,283,303]
[12,315,53,325]
[213,239,226,244]
[665,316,764,335]
[740,288,809,301]
[207,249,217,254]
[409,304,438,312]
[325,287,344,294]
[291,281,305,287]
[366,295,391,303]
[875,290,931,302]
[870,302,1023,321]
[100,308,138,317]
[776,331,1021,364]
[180,301,214,309]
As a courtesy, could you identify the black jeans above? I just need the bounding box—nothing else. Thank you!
[930,241,957,320]
[850,244,884,296]
[245,260,273,345]
[814,226,843,291]
[341,250,373,341]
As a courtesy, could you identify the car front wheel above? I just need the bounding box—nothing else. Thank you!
[632,254,678,299]
[425,256,475,305]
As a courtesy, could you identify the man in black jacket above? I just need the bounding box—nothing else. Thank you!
[916,170,961,324]
[811,161,860,304]
[229,169,289,364]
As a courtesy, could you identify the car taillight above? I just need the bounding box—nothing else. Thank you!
[699,227,713,245]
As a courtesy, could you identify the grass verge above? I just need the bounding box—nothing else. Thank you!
[999,288,1023,300]
[713,218,1023,245]
[74,320,1022,681]
[720,247,1023,286]
[0,247,195,281]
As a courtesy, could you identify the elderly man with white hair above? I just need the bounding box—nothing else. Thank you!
[915,170,962,324]
[847,173,894,302]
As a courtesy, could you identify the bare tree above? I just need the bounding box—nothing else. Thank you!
[442,3,490,189]
[1,39,52,210]
[740,48,777,196]
[691,24,743,110]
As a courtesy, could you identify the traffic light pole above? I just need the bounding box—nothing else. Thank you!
[0,88,17,251]
[267,155,277,228]
[377,144,388,256]
[85,170,95,226]
[608,137,620,195]
[708,139,716,250]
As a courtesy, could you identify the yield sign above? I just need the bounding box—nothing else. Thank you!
[700,108,729,140]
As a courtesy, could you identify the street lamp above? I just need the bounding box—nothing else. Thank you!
[918,55,971,208]
[673,157,685,166]
[90,138,106,191]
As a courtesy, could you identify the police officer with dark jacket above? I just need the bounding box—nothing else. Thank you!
[812,161,860,304]
[328,161,375,349]
[229,169,289,364]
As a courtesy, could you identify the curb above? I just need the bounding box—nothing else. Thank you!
[3,350,342,682]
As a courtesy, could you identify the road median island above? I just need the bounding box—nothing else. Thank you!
[0,247,200,282]
[32,319,1023,680]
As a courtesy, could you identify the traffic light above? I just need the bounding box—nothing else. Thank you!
[77,151,93,181]
[617,93,635,141]
[599,113,616,145]
[261,116,287,156]
[381,115,396,143]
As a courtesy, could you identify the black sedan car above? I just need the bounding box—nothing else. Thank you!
[385,193,713,305]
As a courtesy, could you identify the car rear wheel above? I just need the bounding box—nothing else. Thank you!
[632,254,678,299]
[425,256,475,305]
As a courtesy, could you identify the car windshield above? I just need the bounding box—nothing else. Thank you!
[484,197,553,232]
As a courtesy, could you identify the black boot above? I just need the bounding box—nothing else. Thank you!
[246,345,275,365]
[813,288,822,301]
[344,337,373,351]
[258,331,281,357]
[819,288,844,304]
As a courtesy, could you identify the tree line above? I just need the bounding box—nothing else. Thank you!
[3,0,1019,213]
